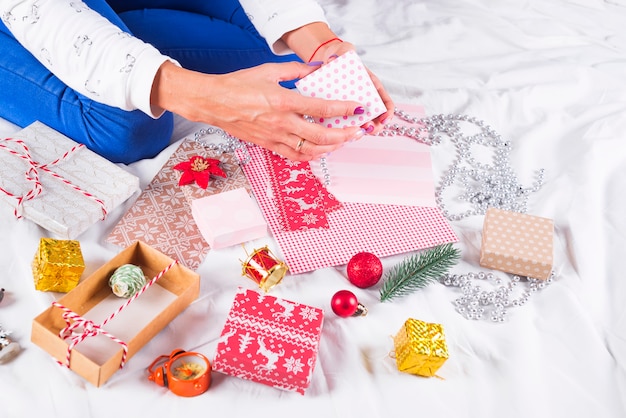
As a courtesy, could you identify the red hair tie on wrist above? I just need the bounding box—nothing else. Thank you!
[307,37,343,63]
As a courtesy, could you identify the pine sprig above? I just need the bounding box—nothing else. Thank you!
[379,243,461,302]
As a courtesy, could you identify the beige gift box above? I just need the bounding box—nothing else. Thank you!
[479,207,554,280]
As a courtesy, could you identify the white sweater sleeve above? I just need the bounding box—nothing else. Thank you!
[0,0,175,118]
[239,0,329,55]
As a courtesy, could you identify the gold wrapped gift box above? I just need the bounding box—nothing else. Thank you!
[32,238,85,292]
[393,318,449,377]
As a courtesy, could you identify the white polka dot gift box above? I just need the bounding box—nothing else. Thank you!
[213,287,324,395]
[295,50,386,128]
[479,207,554,280]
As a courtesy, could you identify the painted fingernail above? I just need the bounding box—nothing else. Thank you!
[351,128,366,141]
[328,54,339,61]
[307,60,324,66]
[354,106,365,115]
[365,124,375,133]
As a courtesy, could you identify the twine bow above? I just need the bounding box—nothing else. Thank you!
[0,137,107,219]
[52,260,178,370]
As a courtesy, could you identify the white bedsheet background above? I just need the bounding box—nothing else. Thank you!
[1,0,625,417]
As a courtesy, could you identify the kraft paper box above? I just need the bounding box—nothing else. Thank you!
[31,241,200,387]
[191,187,267,249]
[479,207,554,280]
[213,287,324,394]
[32,238,85,292]
[295,50,386,128]
[393,318,449,378]
[0,121,140,239]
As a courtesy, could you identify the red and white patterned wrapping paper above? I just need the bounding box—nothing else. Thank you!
[265,150,342,231]
[238,145,459,275]
[295,50,385,128]
[213,287,324,395]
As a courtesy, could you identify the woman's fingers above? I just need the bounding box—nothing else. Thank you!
[366,70,395,130]
[270,136,343,162]
[157,60,379,160]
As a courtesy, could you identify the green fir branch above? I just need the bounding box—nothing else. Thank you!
[379,243,461,302]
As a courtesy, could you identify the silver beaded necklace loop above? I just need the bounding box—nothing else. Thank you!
[378,109,546,221]
[192,126,252,164]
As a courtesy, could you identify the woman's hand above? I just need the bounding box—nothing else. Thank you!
[151,60,366,161]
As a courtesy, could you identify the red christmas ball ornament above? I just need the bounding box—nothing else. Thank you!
[330,290,368,317]
[347,252,383,289]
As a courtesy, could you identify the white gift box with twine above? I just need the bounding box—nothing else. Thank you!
[0,121,139,239]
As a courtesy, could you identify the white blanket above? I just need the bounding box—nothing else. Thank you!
[1,0,625,417]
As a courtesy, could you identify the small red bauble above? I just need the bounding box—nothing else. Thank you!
[330,290,368,317]
[347,252,383,289]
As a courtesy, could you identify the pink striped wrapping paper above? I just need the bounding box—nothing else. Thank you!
[309,104,433,207]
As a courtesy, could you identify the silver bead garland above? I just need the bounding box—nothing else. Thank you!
[192,126,252,165]
[439,271,555,322]
[378,109,545,221]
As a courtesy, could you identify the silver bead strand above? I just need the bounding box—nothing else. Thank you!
[319,155,331,187]
[439,270,555,322]
[378,109,546,221]
[192,126,252,165]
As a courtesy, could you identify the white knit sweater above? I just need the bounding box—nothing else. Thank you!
[0,0,327,117]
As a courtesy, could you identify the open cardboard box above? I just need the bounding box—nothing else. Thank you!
[31,241,200,387]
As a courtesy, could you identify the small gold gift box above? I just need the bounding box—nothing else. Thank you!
[32,238,85,292]
[393,318,449,377]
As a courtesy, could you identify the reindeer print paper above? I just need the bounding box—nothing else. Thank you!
[213,287,324,395]
[295,50,385,128]
[265,149,342,231]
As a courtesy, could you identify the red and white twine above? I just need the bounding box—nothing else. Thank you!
[0,137,107,219]
[52,260,178,370]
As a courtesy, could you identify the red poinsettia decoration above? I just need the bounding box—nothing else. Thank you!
[173,155,226,189]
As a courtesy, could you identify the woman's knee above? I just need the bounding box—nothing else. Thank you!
[81,109,174,164]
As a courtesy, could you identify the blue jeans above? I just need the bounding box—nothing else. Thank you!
[0,0,298,163]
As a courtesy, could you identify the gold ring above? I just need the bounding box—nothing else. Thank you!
[295,138,305,152]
